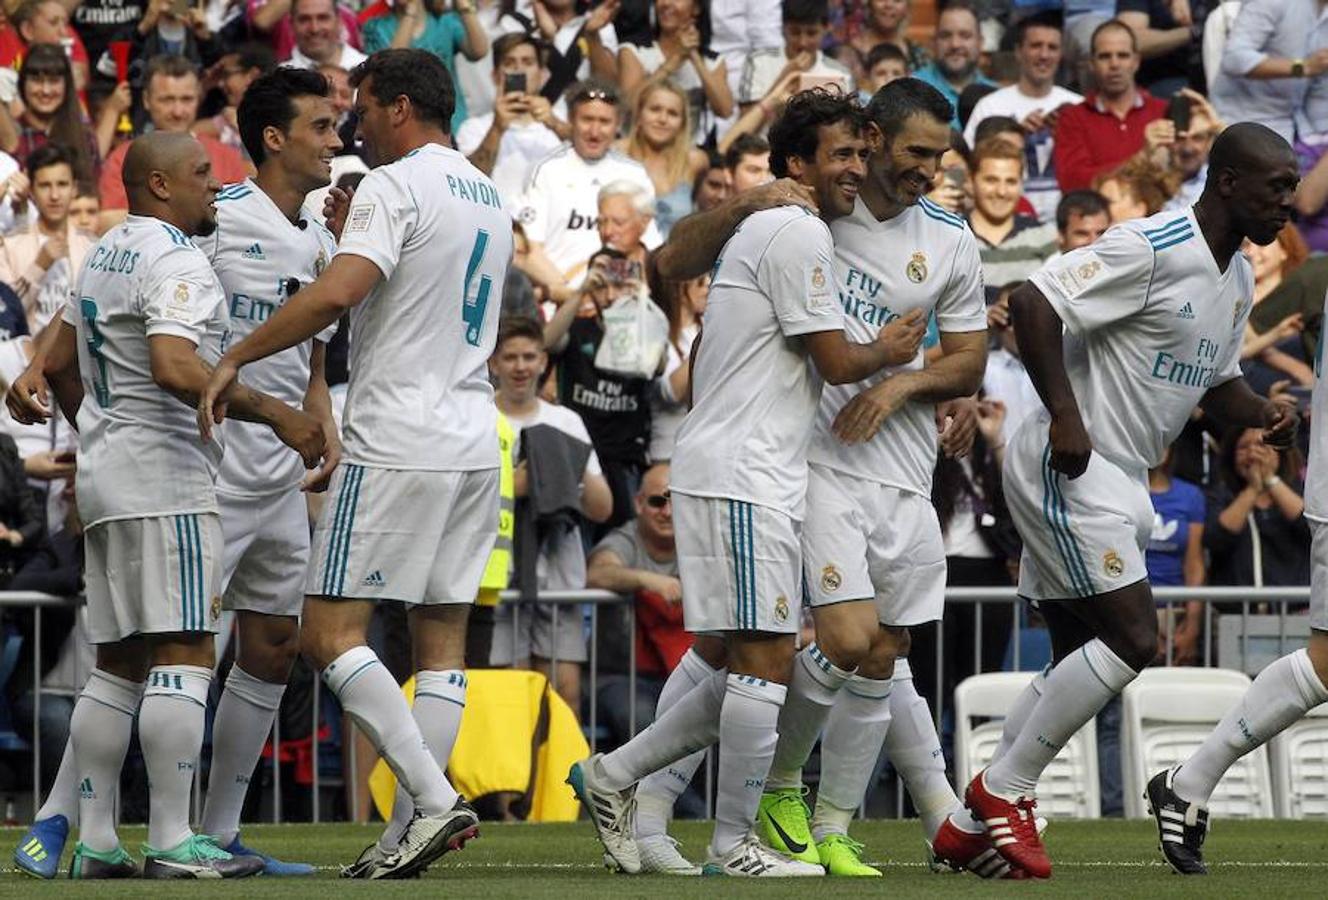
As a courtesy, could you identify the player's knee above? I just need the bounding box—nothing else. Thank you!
[1107,620,1157,672]
[240,627,301,682]
[815,627,872,671]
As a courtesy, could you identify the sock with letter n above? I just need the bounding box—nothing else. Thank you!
[635,649,718,840]
[379,669,466,852]
[201,665,286,846]
[886,658,963,839]
[140,665,212,850]
[710,674,787,858]
[766,642,854,792]
[597,668,727,791]
[812,672,891,841]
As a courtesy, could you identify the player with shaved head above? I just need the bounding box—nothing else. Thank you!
[7,129,327,879]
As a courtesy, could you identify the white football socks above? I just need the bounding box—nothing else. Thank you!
[379,669,466,852]
[1173,648,1328,807]
[140,665,212,850]
[322,646,450,817]
[884,658,962,839]
[35,739,80,825]
[598,667,726,791]
[201,665,286,846]
[635,649,717,840]
[991,665,1048,763]
[767,643,854,792]
[711,675,787,858]
[812,672,890,840]
[984,639,1137,799]
[70,669,143,852]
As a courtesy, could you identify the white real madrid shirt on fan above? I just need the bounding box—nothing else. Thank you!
[1026,207,1250,475]
[671,205,844,520]
[515,143,660,288]
[809,196,986,496]
[336,142,514,470]
[194,179,337,498]
[65,215,229,527]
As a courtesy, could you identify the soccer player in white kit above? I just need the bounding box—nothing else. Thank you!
[26,132,327,879]
[964,122,1301,880]
[9,67,345,881]
[199,49,513,880]
[569,90,911,878]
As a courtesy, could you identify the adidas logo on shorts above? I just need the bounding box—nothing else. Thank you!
[362,570,386,587]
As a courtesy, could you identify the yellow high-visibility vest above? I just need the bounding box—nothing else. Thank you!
[477,412,514,606]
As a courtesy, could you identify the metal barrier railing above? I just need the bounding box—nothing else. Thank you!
[0,585,1317,823]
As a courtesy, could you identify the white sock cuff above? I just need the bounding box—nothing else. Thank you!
[224,665,286,712]
[416,669,467,707]
[323,645,382,696]
[144,665,212,707]
[1291,649,1328,705]
[677,647,719,686]
[892,657,913,681]
[1080,638,1138,691]
[727,673,788,706]
[799,643,855,691]
[83,668,145,716]
[844,673,893,701]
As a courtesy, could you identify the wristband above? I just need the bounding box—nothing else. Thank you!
[1265,475,1283,489]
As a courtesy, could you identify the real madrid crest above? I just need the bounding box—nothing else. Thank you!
[1077,260,1102,281]
[174,281,190,304]
[1103,550,1124,578]
[774,595,790,622]
[821,564,842,594]
[811,266,827,290]
[906,251,928,283]
[210,595,222,621]
[315,249,328,277]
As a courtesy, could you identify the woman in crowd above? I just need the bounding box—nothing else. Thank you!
[1205,426,1309,590]
[836,0,929,85]
[618,80,707,237]
[0,45,99,184]
[361,0,488,131]
[1094,156,1174,223]
[648,271,707,463]
[617,0,733,141]
[1241,224,1328,391]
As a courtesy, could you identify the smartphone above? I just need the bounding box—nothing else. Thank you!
[797,73,847,94]
[169,0,192,16]
[604,258,641,285]
[1167,94,1191,133]
[503,72,527,95]
[943,165,967,188]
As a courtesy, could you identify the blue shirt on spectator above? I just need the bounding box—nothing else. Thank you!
[362,11,470,132]
[912,63,995,129]
[1146,476,1205,587]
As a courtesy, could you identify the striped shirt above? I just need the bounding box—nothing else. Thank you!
[972,214,1058,301]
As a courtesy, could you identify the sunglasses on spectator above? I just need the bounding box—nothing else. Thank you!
[645,492,671,509]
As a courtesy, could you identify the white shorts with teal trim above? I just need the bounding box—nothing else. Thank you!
[1004,411,1152,601]
[1309,520,1328,631]
[306,464,499,605]
[673,491,801,635]
[84,512,225,644]
[801,464,947,625]
[219,487,309,617]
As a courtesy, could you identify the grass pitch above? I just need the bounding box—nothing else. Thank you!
[2,818,1327,897]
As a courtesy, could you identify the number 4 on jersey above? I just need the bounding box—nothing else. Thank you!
[462,229,493,347]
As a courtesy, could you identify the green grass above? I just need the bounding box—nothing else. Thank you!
[3,818,1328,896]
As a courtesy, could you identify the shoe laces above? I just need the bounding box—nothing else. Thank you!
[1011,797,1043,844]
[825,834,867,859]
[186,834,231,862]
[772,788,812,820]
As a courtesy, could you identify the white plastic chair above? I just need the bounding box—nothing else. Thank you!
[1269,700,1328,818]
[1121,667,1272,819]
[953,671,1101,820]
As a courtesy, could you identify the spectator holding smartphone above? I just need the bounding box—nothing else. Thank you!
[457,32,567,207]
[132,0,226,69]
[738,0,852,110]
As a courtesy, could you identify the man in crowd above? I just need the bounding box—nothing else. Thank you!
[284,0,365,70]
[912,1,993,129]
[457,33,567,207]
[738,0,854,109]
[725,134,772,194]
[199,48,511,880]
[0,145,94,331]
[1149,91,1223,211]
[963,12,1081,224]
[98,55,251,230]
[517,80,658,299]
[968,138,1058,293]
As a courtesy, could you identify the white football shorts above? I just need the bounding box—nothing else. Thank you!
[218,487,309,617]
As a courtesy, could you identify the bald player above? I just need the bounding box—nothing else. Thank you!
[18,132,326,880]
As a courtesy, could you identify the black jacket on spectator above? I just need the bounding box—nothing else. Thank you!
[0,434,44,578]
[555,315,652,466]
[1204,481,1310,587]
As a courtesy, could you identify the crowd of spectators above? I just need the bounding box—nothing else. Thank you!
[0,0,1320,822]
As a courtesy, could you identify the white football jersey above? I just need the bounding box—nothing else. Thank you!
[514,144,660,288]
[196,180,338,498]
[671,206,843,520]
[809,197,986,497]
[65,215,229,526]
[336,143,513,471]
[1027,207,1250,474]
[1302,287,1328,522]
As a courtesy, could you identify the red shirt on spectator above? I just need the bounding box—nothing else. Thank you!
[1053,89,1167,192]
[634,589,691,676]
[0,25,89,72]
[357,0,389,26]
[98,134,249,210]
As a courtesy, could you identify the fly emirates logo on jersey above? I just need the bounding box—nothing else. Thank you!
[230,278,297,324]
[839,266,901,327]
[1151,337,1223,389]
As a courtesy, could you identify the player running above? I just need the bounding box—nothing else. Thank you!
[9,66,343,881]
[14,131,326,879]
[568,89,911,878]
[198,49,512,880]
[965,122,1300,879]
